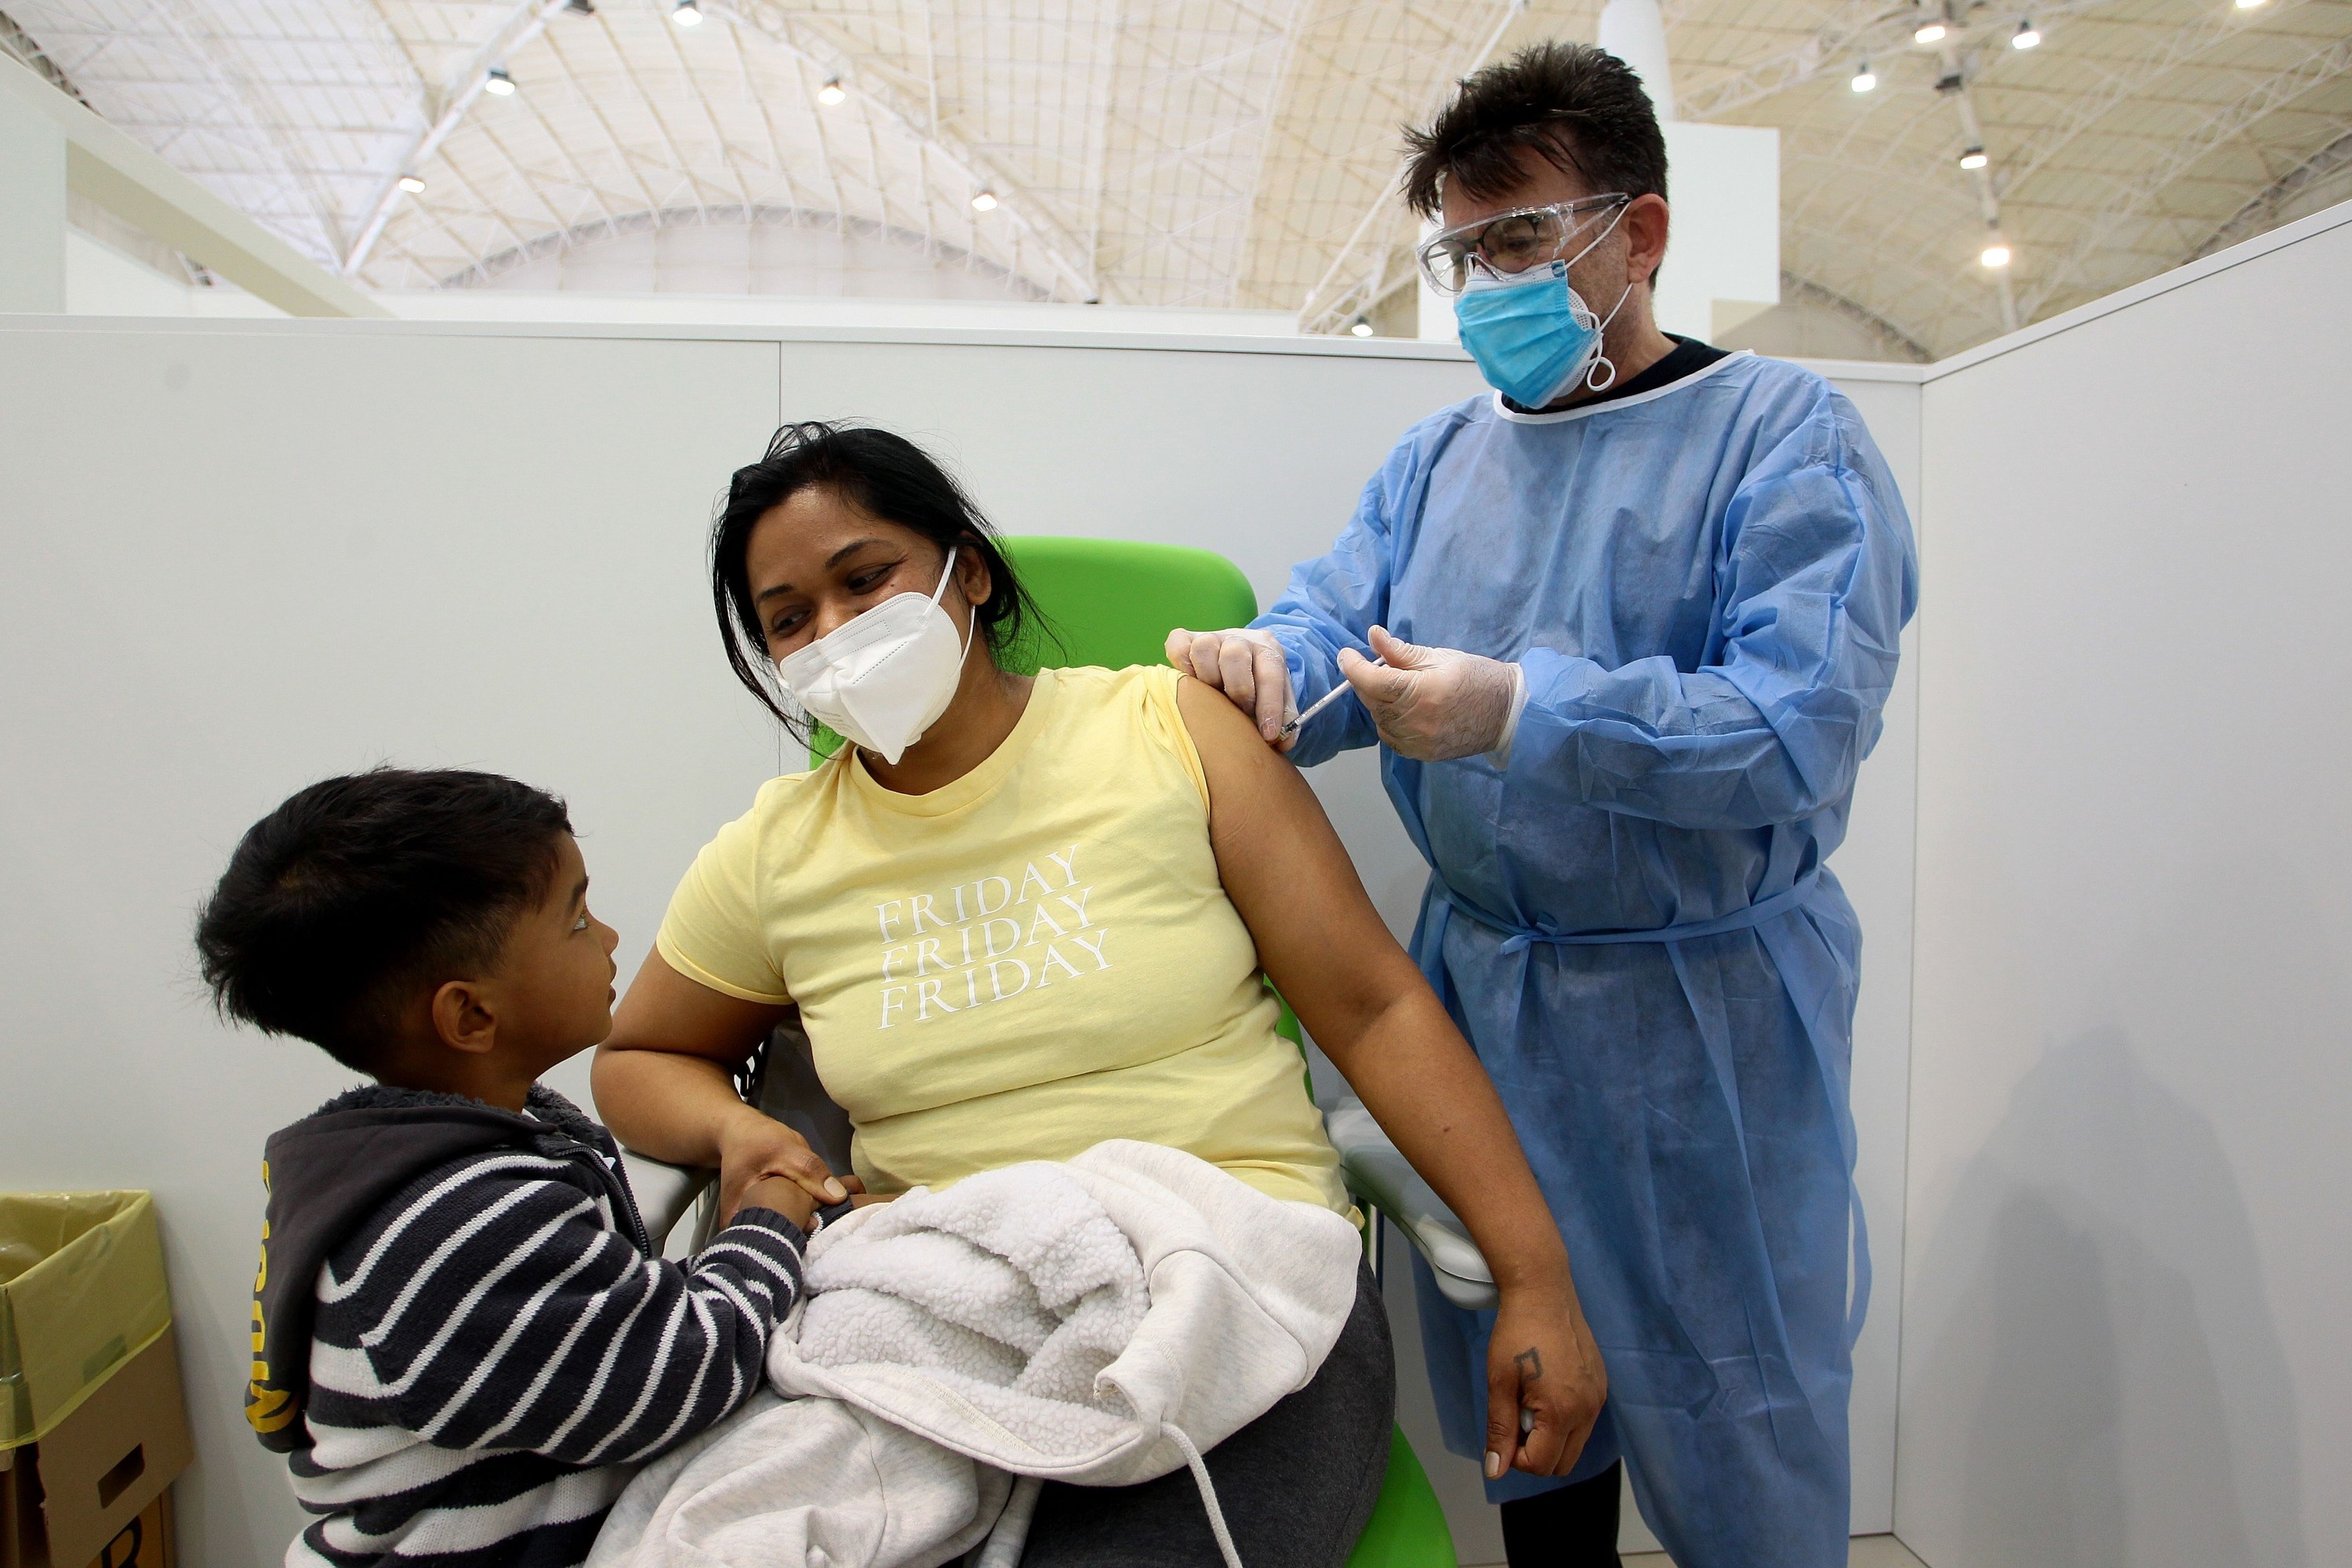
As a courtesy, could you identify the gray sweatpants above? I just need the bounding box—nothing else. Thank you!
[1020,1261,1396,1568]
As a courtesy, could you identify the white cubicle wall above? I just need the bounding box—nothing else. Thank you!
[1899,204,2352,1567]
[0,316,1919,1566]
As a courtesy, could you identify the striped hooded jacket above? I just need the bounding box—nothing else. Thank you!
[249,1085,806,1567]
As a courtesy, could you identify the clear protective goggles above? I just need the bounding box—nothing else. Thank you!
[1414,194,1633,297]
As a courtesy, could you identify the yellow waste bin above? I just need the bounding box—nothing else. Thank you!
[1,1192,190,1568]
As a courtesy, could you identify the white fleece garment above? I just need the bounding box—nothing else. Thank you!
[590,1141,1362,1568]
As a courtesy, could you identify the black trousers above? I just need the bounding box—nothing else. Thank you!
[1501,1461,1624,1567]
[1018,1261,1396,1568]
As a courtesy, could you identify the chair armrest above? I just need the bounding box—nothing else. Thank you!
[1324,1099,1500,1312]
[619,1149,714,1251]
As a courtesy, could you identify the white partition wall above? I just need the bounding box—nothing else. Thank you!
[0,316,1918,1566]
[1899,205,2352,1567]
[1823,368,1922,1548]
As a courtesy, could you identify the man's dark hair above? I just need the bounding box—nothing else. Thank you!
[1402,41,1668,222]
[194,769,573,1073]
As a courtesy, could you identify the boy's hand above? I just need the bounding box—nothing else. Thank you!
[717,1110,846,1222]
[736,1173,818,1231]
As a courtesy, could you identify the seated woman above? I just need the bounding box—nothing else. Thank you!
[594,422,1602,1567]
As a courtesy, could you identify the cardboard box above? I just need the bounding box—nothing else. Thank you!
[83,1490,170,1568]
[0,1330,188,1568]
[1,1192,188,1568]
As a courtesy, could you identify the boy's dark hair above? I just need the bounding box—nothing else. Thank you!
[710,421,1051,734]
[195,769,572,1073]
[1402,41,1668,222]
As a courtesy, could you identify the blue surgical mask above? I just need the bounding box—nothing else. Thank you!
[1451,211,1635,409]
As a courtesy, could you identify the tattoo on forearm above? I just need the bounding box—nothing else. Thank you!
[1515,1347,1543,1381]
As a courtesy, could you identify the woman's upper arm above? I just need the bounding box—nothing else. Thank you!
[604,948,789,1067]
[612,796,797,1067]
[1172,675,1425,1051]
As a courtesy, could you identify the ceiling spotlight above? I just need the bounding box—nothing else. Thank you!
[1349,317,1375,338]
[671,0,702,26]
[562,0,593,13]
[483,67,515,96]
[1851,61,1877,92]
[2012,19,2042,47]
[1914,18,1948,43]
[1958,144,1988,169]
[1980,234,2013,268]
[971,189,997,212]
[2233,0,2267,9]
[817,77,847,106]
[396,172,426,194]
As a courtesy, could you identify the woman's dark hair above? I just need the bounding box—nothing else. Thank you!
[710,421,1047,729]
[1402,42,1668,221]
[194,768,573,1073]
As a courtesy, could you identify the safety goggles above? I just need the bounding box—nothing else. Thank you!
[1414,194,1632,297]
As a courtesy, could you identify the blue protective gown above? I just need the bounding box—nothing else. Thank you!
[1257,352,1917,1567]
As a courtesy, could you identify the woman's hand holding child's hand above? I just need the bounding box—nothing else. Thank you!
[737,1174,818,1230]
[717,1109,848,1225]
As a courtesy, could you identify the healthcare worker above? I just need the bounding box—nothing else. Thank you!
[1171,41,1917,1568]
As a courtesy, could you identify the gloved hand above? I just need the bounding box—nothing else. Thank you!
[1339,625,1525,762]
[1165,626,1298,750]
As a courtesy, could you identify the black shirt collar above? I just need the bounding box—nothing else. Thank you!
[1501,335,1732,416]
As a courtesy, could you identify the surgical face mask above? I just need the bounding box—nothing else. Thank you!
[1451,208,1635,409]
[773,546,975,765]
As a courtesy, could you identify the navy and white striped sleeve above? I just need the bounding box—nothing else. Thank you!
[308,1153,804,1468]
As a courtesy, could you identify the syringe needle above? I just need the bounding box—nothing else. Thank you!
[1275,657,1385,740]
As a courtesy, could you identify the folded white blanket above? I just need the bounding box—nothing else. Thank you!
[590,1140,1362,1568]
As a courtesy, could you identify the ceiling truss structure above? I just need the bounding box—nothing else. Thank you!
[6,0,2347,357]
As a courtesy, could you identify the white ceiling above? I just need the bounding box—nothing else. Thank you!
[7,0,2348,356]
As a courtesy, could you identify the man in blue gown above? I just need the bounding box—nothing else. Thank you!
[1172,42,1917,1568]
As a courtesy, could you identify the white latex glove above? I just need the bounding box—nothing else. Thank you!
[1165,626,1298,750]
[1339,625,1526,763]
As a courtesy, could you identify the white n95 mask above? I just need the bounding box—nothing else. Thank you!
[774,546,975,765]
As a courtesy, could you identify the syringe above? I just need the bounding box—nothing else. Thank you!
[1275,658,1385,742]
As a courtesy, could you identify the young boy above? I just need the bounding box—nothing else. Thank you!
[198,768,832,1567]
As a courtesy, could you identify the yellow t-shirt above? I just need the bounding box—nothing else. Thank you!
[656,664,1348,1213]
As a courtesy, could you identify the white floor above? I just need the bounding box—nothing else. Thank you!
[1608,1537,1929,1568]
[1468,1537,1930,1568]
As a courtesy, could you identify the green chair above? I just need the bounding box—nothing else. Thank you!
[640,535,1464,1567]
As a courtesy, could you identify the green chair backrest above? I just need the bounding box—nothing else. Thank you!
[998,535,1259,675]
[810,535,1259,751]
